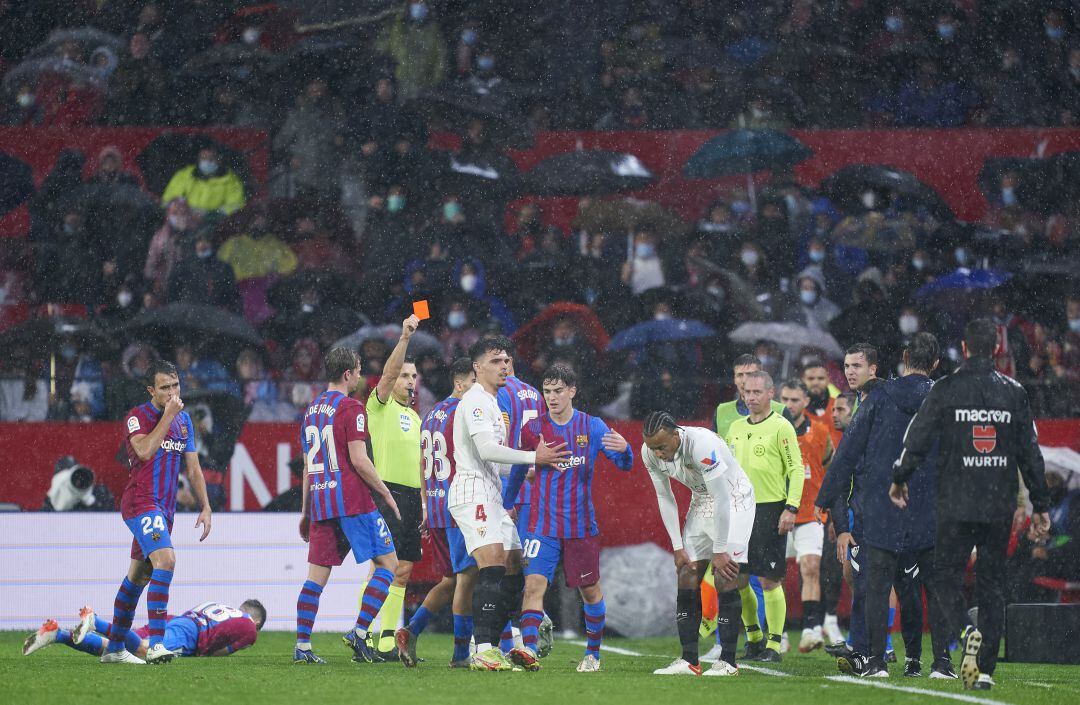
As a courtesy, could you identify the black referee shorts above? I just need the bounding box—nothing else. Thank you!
[747,501,787,581]
[374,482,423,563]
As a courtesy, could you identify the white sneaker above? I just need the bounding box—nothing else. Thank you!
[701,643,725,663]
[101,649,145,664]
[799,627,824,653]
[704,661,739,677]
[72,606,95,645]
[653,658,702,675]
[145,643,176,664]
[576,654,601,672]
[823,616,845,645]
[23,620,59,656]
[780,632,790,653]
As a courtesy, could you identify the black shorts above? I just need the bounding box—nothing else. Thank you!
[747,501,787,581]
[374,482,423,562]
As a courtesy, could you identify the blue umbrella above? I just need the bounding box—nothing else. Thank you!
[607,318,716,352]
[915,268,1012,300]
[682,128,812,179]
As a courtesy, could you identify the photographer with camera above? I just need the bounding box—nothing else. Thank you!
[41,456,115,512]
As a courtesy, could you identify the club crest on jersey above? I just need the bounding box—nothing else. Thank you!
[151,532,161,541]
[972,425,997,454]
[477,526,487,538]
[179,423,188,439]
[576,435,589,446]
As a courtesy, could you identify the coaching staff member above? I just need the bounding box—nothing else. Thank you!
[891,318,1051,692]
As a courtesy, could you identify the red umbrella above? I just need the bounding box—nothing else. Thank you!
[511,302,610,364]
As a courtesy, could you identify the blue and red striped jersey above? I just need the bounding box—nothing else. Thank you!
[421,395,460,528]
[182,602,258,656]
[121,403,196,520]
[522,410,633,538]
[301,390,375,522]
[498,376,543,506]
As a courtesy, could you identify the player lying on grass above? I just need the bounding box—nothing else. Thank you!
[24,600,265,659]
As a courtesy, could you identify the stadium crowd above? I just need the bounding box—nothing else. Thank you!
[1,1,1080,425]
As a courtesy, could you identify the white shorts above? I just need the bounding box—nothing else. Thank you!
[449,499,522,556]
[683,506,755,564]
[786,521,824,560]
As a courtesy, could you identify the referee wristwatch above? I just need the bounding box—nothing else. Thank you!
[784,504,799,514]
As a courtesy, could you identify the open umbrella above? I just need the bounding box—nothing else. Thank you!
[820,164,954,221]
[519,151,655,197]
[437,152,520,198]
[607,318,716,352]
[412,85,534,149]
[831,213,918,252]
[729,321,843,358]
[178,43,286,81]
[0,315,116,361]
[0,152,34,218]
[977,156,1049,210]
[573,199,689,239]
[120,304,263,350]
[183,389,251,471]
[682,128,812,209]
[28,27,127,58]
[511,302,610,364]
[914,268,1012,301]
[332,324,443,358]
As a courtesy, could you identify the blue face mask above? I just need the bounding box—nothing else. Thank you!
[447,311,466,329]
[443,202,462,220]
[800,289,818,305]
[387,194,405,212]
[636,243,655,259]
[808,249,825,263]
[885,16,904,32]
[936,23,955,39]
[1001,187,1017,207]
[1047,26,1065,40]
[477,56,495,72]
[409,3,428,21]
[461,29,478,45]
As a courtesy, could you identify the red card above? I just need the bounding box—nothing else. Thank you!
[412,300,430,320]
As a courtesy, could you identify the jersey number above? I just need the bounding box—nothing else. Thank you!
[140,515,166,535]
[522,539,541,559]
[304,425,340,475]
[376,518,389,538]
[192,601,244,623]
[475,504,488,522]
[421,429,451,481]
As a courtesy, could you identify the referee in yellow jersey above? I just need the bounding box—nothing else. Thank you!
[360,315,423,658]
[726,370,804,663]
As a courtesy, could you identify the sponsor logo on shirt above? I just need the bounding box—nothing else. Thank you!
[473,408,485,421]
[357,413,365,433]
[554,455,587,470]
[972,424,997,454]
[309,480,339,491]
[753,445,766,456]
[955,409,1012,423]
[127,416,140,433]
[160,439,186,452]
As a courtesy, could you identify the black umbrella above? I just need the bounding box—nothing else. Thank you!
[819,164,954,220]
[977,156,1052,212]
[136,133,252,197]
[0,152,34,218]
[121,304,263,350]
[178,43,286,81]
[183,389,251,472]
[28,26,127,58]
[0,316,117,361]
[437,152,520,198]
[519,150,655,197]
[412,85,534,149]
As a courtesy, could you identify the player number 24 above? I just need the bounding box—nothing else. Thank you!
[140,514,166,535]
[421,429,450,482]
[304,425,340,474]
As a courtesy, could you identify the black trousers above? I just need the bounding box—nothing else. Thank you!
[821,529,843,616]
[865,545,949,663]
[931,520,1011,676]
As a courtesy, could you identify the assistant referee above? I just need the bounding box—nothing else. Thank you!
[726,370,804,663]
[891,318,1050,692]
[361,315,423,658]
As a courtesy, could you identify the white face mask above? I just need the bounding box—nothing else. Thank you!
[800,289,818,305]
[198,159,218,176]
[460,274,478,293]
[1069,318,1080,333]
[899,314,919,335]
[447,311,467,329]
[242,27,261,45]
[740,249,759,267]
[17,93,34,107]
[861,191,877,209]
[168,214,188,230]
[117,290,133,308]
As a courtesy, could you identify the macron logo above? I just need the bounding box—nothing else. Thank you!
[954,409,1011,423]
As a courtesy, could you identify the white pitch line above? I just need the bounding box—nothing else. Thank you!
[566,641,653,657]
[1020,682,1053,689]
[826,675,1015,705]
[738,664,790,677]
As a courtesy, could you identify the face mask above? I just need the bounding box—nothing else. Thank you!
[936,23,955,39]
[730,200,751,216]
[954,247,969,265]
[808,248,825,263]
[885,16,904,32]
[198,160,218,176]
[461,29,478,45]
[409,3,428,21]
[117,290,133,308]
[168,214,188,230]
[301,303,315,313]
[447,311,467,329]
[912,257,925,271]
[861,191,876,209]
[477,56,495,72]
[1047,26,1065,40]
[899,315,919,335]
[60,345,78,362]
[443,202,462,220]
[740,249,759,267]
[241,27,261,45]
[1069,318,1080,333]
[387,194,405,212]
[460,273,478,293]
[196,247,213,259]
[758,355,775,369]
[17,93,34,107]
[1001,187,1017,206]
[800,289,818,305]
[706,285,723,298]
[553,335,576,347]
[654,312,671,321]
[63,222,80,235]
[636,243,655,259]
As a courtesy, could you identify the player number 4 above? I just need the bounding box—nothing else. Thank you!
[140,514,166,535]
[475,504,487,522]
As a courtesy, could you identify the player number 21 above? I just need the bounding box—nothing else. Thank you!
[140,514,166,535]
[304,425,340,474]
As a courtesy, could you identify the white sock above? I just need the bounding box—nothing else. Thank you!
[354,627,367,638]
[476,641,493,653]
[296,643,311,651]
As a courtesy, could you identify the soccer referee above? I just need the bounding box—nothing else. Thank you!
[726,370,803,662]
[362,315,423,658]
[892,318,1050,692]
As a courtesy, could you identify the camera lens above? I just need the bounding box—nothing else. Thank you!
[70,466,94,490]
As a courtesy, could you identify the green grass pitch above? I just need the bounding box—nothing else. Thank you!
[3,630,1080,705]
